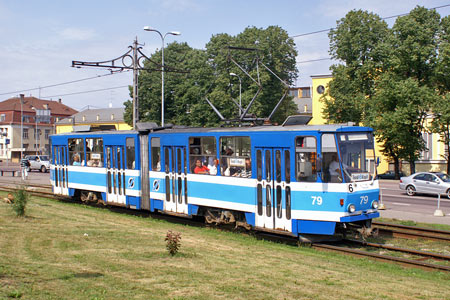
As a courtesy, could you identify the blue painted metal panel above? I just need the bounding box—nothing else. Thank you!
[291,219,298,235]
[340,212,379,222]
[151,199,164,211]
[101,192,106,201]
[187,180,255,206]
[188,204,199,215]
[298,220,336,235]
[245,212,255,226]
[68,188,75,197]
[127,196,139,207]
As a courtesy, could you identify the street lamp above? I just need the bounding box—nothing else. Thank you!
[143,26,181,127]
[31,106,38,155]
[19,94,24,160]
[229,73,242,118]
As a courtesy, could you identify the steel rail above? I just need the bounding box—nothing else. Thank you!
[343,239,450,261]
[373,221,450,242]
[1,183,448,272]
[312,243,450,272]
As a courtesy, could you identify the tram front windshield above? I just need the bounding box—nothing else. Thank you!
[337,132,375,182]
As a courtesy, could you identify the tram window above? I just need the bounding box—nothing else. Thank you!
[321,134,340,183]
[256,150,262,181]
[126,138,135,169]
[85,138,103,167]
[295,136,317,182]
[285,150,290,184]
[68,138,84,165]
[189,137,217,175]
[220,136,251,177]
[151,138,161,171]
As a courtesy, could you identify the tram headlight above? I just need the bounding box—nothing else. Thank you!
[372,200,379,209]
[347,204,356,213]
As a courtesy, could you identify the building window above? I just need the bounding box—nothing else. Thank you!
[420,132,433,160]
[23,129,29,139]
[0,114,5,122]
[23,116,31,123]
[45,129,50,139]
[317,85,325,94]
[301,88,311,98]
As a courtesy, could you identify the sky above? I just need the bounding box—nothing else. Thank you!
[0,0,449,112]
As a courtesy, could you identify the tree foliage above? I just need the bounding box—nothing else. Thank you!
[326,6,447,175]
[124,26,298,127]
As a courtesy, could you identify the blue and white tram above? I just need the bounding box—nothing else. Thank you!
[50,123,380,240]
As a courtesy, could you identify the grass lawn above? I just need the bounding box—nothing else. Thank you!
[0,194,449,300]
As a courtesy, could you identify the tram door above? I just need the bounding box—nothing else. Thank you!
[106,146,126,205]
[53,145,68,195]
[163,146,188,214]
[255,148,292,231]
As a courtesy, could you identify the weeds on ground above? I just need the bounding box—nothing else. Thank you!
[11,186,30,217]
[165,230,181,256]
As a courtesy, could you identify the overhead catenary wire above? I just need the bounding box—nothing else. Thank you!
[1,4,449,99]
[41,85,129,99]
[0,70,130,97]
[289,3,450,38]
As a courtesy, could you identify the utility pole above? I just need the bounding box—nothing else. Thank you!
[72,37,187,129]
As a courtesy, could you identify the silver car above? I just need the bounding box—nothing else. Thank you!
[399,172,450,198]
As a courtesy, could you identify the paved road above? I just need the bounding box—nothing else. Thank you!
[379,179,450,225]
[0,162,449,226]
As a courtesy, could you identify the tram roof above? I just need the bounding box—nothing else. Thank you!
[53,123,372,137]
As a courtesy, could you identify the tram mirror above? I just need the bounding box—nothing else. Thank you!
[376,157,380,166]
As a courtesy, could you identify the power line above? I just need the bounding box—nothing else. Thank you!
[297,58,331,64]
[290,3,450,38]
[0,70,130,97]
[41,85,129,98]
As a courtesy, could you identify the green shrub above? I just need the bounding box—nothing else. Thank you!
[165,230,181,256]
[12,187,30,217]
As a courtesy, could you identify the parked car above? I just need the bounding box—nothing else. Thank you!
[399,172,450,198]
[24,155,50,173]
[377,170,405,180]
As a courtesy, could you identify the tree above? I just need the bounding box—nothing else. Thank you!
[326,6,442,177]
[124,26,299,127]
[325,10,390,124]
[432,15,450,173]
[431,94,450,174]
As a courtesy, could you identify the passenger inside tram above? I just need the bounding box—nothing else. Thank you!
[194,159,210,174]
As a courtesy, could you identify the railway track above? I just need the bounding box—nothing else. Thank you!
[1,183,449,272]
[373,221,450,242]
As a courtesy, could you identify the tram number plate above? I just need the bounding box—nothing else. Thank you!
[311,196,323,205]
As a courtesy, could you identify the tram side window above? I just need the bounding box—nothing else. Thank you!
[151,138,161,171]
[295,136,317,182]
[86,138,104,167]
[321,133,340,183]
[189,137,217,175]
[68,138,84,165]
[220,136,251,177]
[126,138,136,169]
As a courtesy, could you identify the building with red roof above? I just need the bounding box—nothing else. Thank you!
[0,96,77,162]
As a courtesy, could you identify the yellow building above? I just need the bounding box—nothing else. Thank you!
[310,75,447,175]
[56,108,131,133]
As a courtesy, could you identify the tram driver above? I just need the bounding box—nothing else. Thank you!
[329,154,348,182]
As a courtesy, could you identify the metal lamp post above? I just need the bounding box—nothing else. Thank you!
[230,73,242,118]
[31,106,38,155]
[19,94,24,160]
[143,26,180,127]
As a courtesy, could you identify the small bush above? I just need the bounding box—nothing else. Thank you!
[165,230,181,256]
[12,187,30,217]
